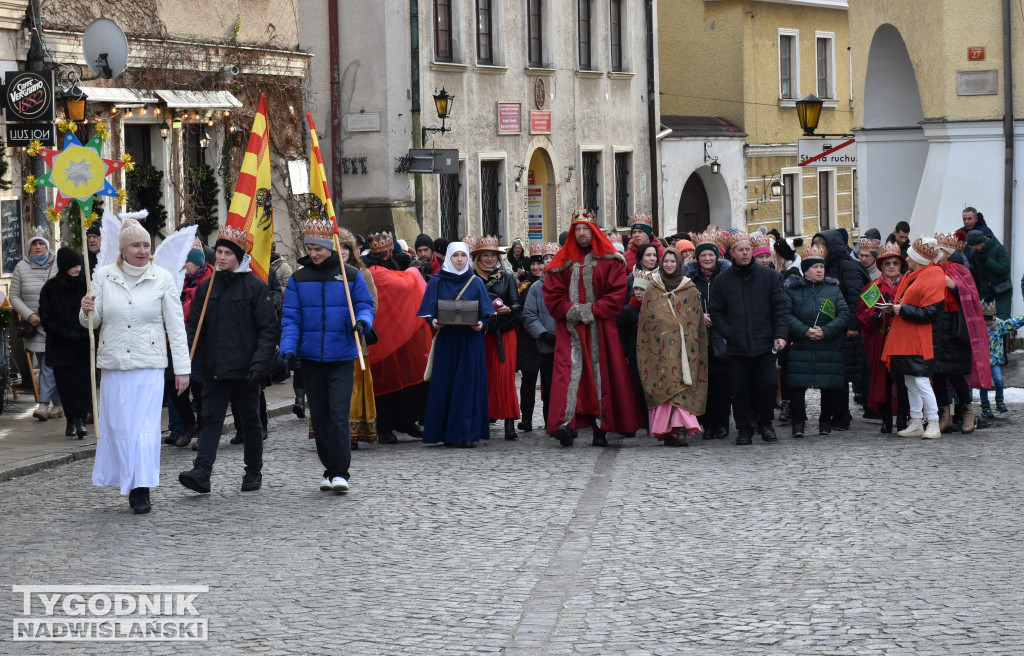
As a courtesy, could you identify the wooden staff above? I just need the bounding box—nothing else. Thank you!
[334,233,365,371]
[189,268,216,359]
[81,220,100,438]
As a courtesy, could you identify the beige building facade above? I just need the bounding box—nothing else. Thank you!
[658,0,857,240]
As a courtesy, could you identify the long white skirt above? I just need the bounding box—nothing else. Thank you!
[92,368,164,495]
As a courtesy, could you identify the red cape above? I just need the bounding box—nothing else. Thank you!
[546,221,619,272]
[367,266,433,395]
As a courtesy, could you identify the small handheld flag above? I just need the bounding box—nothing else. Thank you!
[860,282,881,308]
[819,297,837,320]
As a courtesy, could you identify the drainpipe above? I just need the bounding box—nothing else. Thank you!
[411,0,424,227]
[329,0,343,205]
[646,0,660,234]
[1002,0,1014,257]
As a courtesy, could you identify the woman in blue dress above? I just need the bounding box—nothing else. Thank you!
[418,242,495,447]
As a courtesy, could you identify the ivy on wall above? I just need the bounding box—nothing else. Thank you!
[185,163,220,239]
[126,164,168,237]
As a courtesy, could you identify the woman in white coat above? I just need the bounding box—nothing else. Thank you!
[80,219,190,514]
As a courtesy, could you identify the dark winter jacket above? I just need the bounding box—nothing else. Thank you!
[516,278,542,372]
[708,261,789,357]
[187,257,280,381]
[683,258,731,361]
[617,302,641,366]
[522,274,556,355]
[889,301,945,377]
[280,252,375,364]
[971,236,1011,319]
[783,276,849,390]
[481,269,522,335]
[930,287,971,376]
[38,271,90,368]
[815,229,870,380]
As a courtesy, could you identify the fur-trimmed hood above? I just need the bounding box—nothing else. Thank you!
[784,275,839,289]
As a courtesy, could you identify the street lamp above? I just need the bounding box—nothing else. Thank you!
[200,132,210,150]
[422,87,455,145]
[160,119,170,140]
[703,141,721,175]
[795,94,824,136]
[62,86,88,122]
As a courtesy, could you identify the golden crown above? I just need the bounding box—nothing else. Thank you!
[935,232,965,252]
[571,207,598,224]
[750,232,771,250]
[304,218,336,241]
[877,241,904,260]
[605,231,624,245]
[217,225,250,251]
[693,228,726,250]
[629,211,653,229]
[530,241,544,257]
[728,230,752,247]
[543,242,560,256]
[471,235,501,254]
[858,238,881,252]
[801,244,827,261]
[910,236,940,262]
[29,226,51,242]
[368,232,394,253]
[462,235,477,249]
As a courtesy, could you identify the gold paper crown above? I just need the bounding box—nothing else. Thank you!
[572,207,598,224]
[217,225,250,251]
[801,244,827,261]
[858,237,881,252]
[935,232,965,252]
[542,242,560,256]
[694,228,728,251]
[877,241,904,260]
[629,211,653,229]
[981,296,998,316]
[29,226,51,242]
[462,236,477,249]
[605,231,624,245]
[750,232,771,250]
[368,232,394,253]
[471,235,501,254]
[530,241,544,257]
[304,218,336,241]
[910,236,940,262]
[728,230,752,247]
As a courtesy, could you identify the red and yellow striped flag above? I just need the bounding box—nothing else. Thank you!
[307,113,338,234]
[225,93,273,282]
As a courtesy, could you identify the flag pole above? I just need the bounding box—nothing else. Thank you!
[81,219,99,439]
[333,233,365,371]
[189,269,216,359]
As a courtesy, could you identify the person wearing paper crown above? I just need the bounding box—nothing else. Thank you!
[856,241,910,433]
[880,236,947,439]
[178,225,280,495]
[782,244,850,437]
[543,207,644,447]
[514,242,547,432]
[623,211,665,271]
[79,218,191,515]
[275,219,375,492]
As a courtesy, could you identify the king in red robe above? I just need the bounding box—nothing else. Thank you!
[543,208,644,446]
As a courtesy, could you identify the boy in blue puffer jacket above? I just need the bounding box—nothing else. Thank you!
[979,296,1024,418]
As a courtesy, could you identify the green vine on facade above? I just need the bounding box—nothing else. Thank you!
[126,164,169,237]
[185,163,220,238]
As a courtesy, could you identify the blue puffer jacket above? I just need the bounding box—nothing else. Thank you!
[280,253,376,363]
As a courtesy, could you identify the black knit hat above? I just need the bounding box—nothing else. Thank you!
[433,237,449,256]
[215,238,245,262]
[85,224,101,237]
[414,233,434,250]
[56,246,82,273]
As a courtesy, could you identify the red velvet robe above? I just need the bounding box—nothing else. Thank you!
[856,276,901,413]
[543,250,644,434]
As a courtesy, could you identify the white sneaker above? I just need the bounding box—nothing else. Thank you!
[922,417,941,440]
[898,417,924,438]
[319,477,332,491]
[48,405,64,418]
[330,476,349,492]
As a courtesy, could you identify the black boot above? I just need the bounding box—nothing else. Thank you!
[132,488,151,514]
[65,420,77,437]
[517,419,533,432]
[592,429,608,447]
[880,415,893,434]
[791,422,805,438]
[75,418,87,439]
[292,393,305,419]
[818,420,832,435]
[178,467,211,494]
[555,424,575,447]
[504,418,518,441]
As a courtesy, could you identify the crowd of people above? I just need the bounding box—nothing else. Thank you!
[7,204,1019,514]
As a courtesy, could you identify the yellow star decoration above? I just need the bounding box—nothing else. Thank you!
[57,119,77,134]
[116,188,128,207]
[95,123,110,141]
[22,175,36,194]
[83,211,100,228]
[46,207,61,223]
[26,140,43,157]
[121,153,135,172]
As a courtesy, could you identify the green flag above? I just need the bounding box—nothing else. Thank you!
[820,297,837,320]
[860,282,881,308]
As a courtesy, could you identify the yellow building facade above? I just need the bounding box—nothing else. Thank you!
[659,0,856,239]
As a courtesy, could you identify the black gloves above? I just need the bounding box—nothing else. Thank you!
[245,370,262,384]
[282,353,297,371]
[541,332,556,346]
[351,320,367,335]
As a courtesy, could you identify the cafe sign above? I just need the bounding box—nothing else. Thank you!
[4,71,54,123]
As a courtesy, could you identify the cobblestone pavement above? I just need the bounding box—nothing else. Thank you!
[2,391,1024,655]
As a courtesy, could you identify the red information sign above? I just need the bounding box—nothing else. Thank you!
[968,46,986,61]
[530,111,551,134]
[497,103,521,134]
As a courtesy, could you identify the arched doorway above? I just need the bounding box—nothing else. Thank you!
[677,171,710,233]
[528,148,556,242]
[860,24,926,232]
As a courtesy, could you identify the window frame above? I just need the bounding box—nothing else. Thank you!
[478,155,508,242]
[609,0,623,72]
[613,150,632,229]
[434,0,454,63]
[815,32,836,100]
[580,148,603,225]
[817,168,835,231]
[778,29,800,101]
[578,0,592,70]
[476,0,493,64]
[781,167,802,237]
[528,0,544,67]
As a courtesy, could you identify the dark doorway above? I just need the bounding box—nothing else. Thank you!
[677,171,709,234]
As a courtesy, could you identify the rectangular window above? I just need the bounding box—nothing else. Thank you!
[124,124,153,168]
[578,0,591,70]
[614,152,630,228]
[434,0,453,62]
[582,151,600,219]
[528,0,543,67]
[816,35,834,99]
[610,0,623,72]
[782,173,796,236]
[480,161,502,239]
[818,171,832,230]
[852,169,859,229]
[779,34,793,99]
[477,0,492,64]
[440,172,462,241]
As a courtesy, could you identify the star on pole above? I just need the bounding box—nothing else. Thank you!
[33,131,126,219]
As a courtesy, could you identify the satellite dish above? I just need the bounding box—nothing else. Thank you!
[81,18,128,80]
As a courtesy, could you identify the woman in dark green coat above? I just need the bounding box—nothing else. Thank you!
[783,245,850,437]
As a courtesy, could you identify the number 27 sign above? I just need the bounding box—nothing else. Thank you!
[968,47,986,61]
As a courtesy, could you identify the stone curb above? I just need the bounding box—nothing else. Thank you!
[0,402,296,483]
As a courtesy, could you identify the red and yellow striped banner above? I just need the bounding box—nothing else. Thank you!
[226,93,273,282]
[307,113,338,234]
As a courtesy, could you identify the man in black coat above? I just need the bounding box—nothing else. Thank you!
[179,228,279,494]
[709,232,789,445]
[813,229,870,430]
